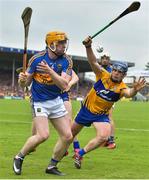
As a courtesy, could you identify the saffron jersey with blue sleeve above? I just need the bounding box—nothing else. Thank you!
[82,69,127,115]
[27,50,72,102]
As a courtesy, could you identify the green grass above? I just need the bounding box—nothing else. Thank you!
[0,99,149,179]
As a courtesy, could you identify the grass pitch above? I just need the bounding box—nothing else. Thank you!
[0,99,149,179]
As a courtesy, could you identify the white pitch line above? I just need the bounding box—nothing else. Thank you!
[0,120,31,124]
[116,127,149,132]
[0,111,30,115]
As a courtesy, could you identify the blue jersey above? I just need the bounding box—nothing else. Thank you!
[27,50,72,102]
[60,91,70,102]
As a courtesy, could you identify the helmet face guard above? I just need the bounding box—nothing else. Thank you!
[112,62,128,73]
[45,31,69,54]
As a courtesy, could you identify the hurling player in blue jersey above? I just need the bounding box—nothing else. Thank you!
[13,31,74,176]
[30,69,80,158]
[30,69,80,155]
[99,53,116,149]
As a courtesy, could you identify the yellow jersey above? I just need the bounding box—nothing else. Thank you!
[83,69,127,115]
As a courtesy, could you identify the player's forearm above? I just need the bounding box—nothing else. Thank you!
[48,68,68,90]
[83,36,98,67]
[86,47,102,74]
[69,76,79,87]
[124,88,138,98]
[86,47,97,66]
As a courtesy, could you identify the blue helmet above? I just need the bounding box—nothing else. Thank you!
[112,61,128,73]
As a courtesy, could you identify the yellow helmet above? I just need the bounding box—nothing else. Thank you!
[45,31,68,46]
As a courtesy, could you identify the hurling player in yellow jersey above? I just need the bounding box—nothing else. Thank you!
[71,36,146,169]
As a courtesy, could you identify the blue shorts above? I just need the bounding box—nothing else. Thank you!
[75,106,110,127]
[60,92,69,102]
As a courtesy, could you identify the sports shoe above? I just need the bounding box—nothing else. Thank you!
[45,165,65,176]
[13,156,24,175]
[74,153,82,169]
[107,142,116,149]
[72,148,80,158]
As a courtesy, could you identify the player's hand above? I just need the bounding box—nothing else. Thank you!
[82,36,92,48]
[37,60,52,73]
[133,77,146,92]
[18,72,27,83]
[63,83,71,92]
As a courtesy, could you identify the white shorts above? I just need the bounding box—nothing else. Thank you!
[31,96,67,119]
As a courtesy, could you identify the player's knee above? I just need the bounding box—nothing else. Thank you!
[38,132,49,142]
[63,132,73,143]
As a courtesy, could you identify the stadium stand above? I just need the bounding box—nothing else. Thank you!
[3,45,147,100]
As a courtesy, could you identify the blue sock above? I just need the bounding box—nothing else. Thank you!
[73,141,80,149]
[78,149,86,157]
[50,158,59,166]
